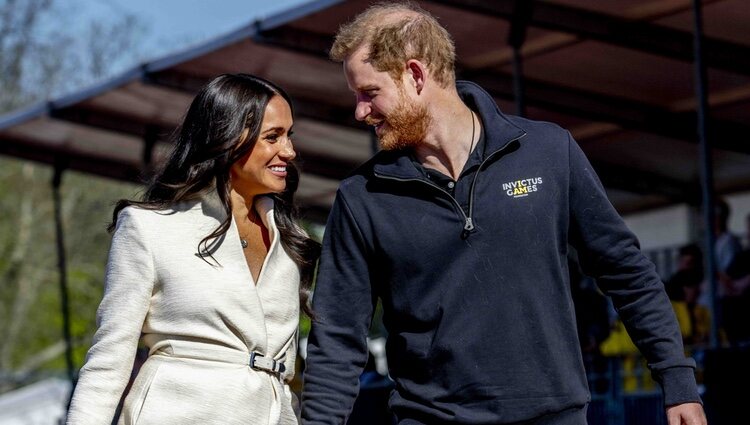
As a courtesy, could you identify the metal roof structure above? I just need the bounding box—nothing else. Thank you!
[1,0,749,223]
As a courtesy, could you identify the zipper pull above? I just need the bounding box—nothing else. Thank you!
[461,217,474,239]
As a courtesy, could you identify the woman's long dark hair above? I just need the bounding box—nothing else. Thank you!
[109,73,320,317]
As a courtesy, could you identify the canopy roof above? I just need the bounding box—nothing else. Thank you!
[2,0,749,223]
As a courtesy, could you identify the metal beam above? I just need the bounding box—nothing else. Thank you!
[42,67,750,199]
[41,75,365,187]
[3,122,693,205]
[507,0,534,117]
[253,26,333,58]
[34,22,745,201]
[43,105,362,182]
[0,138,143,182]
[692,0,719,349]
[591,160,700,204]
[145,69,364,130]
[50,107,173,140]
[429,0,750,75]
[466,70,750,154]
[247,25,717,202]
[42,71,365,145]
[252,25,750,154]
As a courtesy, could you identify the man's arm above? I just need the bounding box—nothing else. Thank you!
[566,133,703,411]
[302,191,376,424]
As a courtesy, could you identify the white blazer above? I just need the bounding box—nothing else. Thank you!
[67,192,301,425]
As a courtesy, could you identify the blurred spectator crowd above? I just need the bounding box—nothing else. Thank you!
[572,199,750,394]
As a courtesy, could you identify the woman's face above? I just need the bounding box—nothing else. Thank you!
[231,95,296,197]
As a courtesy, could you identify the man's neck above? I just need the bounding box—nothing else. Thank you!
[414,95,478,180]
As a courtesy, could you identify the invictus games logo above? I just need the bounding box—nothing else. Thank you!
[502,177,543,198]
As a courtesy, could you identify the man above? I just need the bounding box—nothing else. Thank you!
[716,201,750,346]
[664,244,708,346]
[714,198,741,275]
[301,2,706,424]
[711,198,747,345]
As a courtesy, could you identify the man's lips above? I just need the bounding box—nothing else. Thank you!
[366,119,386,135]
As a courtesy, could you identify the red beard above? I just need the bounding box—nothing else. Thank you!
[367,93,431,151]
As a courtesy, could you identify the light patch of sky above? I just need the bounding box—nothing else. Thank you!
[76,0,310,62]
[7,0,314,105]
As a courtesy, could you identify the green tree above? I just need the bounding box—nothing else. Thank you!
[0,0,147,393]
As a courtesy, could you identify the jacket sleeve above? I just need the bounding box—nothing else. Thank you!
[301,190,375,424]
[566,133,700,406]
[66,208,155,424]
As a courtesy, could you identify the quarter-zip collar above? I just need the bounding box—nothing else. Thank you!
[373,80,526,179]
[457,80,526,155]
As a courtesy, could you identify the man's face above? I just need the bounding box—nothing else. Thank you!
[344,47,430,151]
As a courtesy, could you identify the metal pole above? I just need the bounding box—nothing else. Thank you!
[692,0,719,350]
[52,159,77,407]
[507,0,533,117]
[511,47,526,117]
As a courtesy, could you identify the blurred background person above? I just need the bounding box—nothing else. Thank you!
[712,199,746,347]
[714,199,741,275]
[720,211,750,346]
[665,244,710,347]
[569,253,611,394]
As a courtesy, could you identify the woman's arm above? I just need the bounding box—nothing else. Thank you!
[66,208,156,424]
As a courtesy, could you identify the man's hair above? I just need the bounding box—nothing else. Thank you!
[330,1,456,88]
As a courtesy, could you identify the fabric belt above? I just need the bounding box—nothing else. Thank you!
[250,351,286,374]
[150,341,287,379]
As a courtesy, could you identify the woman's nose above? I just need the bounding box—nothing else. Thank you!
[280,138,296,160]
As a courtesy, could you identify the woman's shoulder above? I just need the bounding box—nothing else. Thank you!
[115,200,203,228]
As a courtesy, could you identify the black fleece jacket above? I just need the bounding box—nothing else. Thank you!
[301,81,699,424]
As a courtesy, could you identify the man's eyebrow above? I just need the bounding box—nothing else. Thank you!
[349,84,380,93]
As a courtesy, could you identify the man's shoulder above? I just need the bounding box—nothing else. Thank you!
[507,114,567,134]
[338,150,402,189]
[116,200,216,237]
[458,80,570,140]
[493,114,572,159]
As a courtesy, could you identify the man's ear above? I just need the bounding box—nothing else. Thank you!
[405,59,426,94]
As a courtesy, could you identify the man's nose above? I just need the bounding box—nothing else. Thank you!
[354,100,371,122]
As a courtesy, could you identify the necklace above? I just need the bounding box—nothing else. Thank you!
[239,210,262,249]
[468,109,476,156]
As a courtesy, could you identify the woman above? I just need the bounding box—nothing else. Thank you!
[66,74,320,424]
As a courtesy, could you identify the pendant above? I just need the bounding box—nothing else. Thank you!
[241,239,248,249]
